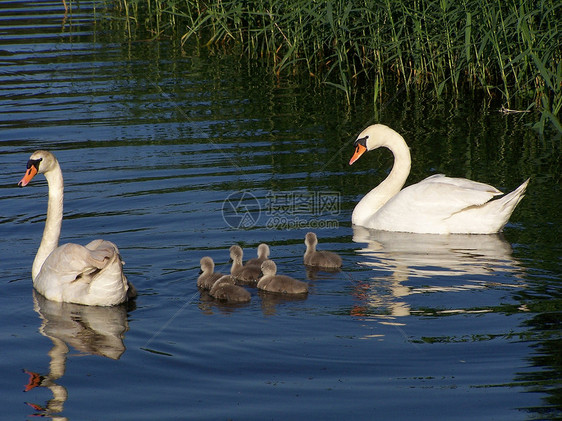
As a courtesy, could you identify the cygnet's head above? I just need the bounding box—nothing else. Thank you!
[229,245,243,261]
[199,256,215,273]
[305,232,318,247]
[260,260,277,276]
[257,243,270,258]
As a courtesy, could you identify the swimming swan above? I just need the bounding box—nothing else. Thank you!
[197,256,224,290]
[245,243,270,267]
[229,245,262,286]
[258,261,308,294]
[209,275,251,303]
[349,124,529,234]
[18,150,136,306]
[304,232,342,268]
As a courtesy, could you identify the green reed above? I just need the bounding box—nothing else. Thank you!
[111,0,561,132]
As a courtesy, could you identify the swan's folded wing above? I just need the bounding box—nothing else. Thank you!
[369,177,506,233]
[34,242,129,305]
[85,239,125,262]
[421,174,503,195]
[85,239,136,299]
[401,179,503,217]
[39,243,114,281]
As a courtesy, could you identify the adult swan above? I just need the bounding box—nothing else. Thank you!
[18,150,136,306]
[349,125,529,234]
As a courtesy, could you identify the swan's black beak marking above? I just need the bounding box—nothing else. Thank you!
[19,158,43,187]
[27,158,43,170]
[349,136,368,165]
[354,136,368,149]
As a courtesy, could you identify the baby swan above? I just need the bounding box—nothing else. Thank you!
[258,261,308,294]
[245,243,271,267]
[230,245,262,286]
[209,275,251,303]
[197,256,224,290]
[304,232,342,268]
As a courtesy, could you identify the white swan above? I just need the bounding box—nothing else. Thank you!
[349,125,529,234]
[18,150,136,306]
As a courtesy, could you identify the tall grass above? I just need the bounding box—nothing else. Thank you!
[111,0,561,132]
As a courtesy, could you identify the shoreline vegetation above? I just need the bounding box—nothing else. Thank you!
[110,0,560,133]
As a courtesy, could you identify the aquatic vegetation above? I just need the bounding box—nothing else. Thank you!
[111,0,561,132]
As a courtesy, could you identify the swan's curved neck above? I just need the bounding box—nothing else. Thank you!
[32,165,63,280]
[352,134,411,226]
[230,255,243,274]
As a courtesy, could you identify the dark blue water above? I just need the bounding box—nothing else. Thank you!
[1,1,561,419]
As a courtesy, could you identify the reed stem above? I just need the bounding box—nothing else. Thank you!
[110,0,561,132]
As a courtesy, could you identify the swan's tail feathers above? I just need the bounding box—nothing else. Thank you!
[499,178,529,214]
[489,178,530,233]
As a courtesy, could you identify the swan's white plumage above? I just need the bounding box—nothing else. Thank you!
[19,150,135,306]
[350,125,529,234]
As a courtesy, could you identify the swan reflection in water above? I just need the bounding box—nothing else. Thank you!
[23,291,132,418]
[351,226,526,321]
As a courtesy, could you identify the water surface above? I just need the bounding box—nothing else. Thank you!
[1,1,561,420]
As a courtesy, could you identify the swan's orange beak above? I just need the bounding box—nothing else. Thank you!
[18,165,38,187]
[349,143,367,165]
[23,369,43,392]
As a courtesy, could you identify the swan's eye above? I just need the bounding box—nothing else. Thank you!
[27,158,42,170]
[354,136,368,148]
